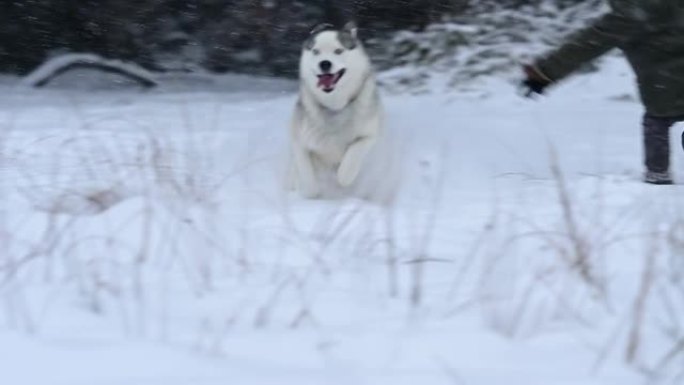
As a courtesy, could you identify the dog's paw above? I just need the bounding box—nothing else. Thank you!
[299,181,321,199]
[285,169,297,191]
[301,189,321,199]
[337,160,361,187]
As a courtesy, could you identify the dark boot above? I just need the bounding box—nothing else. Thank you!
[644,170,673,185]
[643,114,674,184]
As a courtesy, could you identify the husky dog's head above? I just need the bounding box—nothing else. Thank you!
[300,22,370,102]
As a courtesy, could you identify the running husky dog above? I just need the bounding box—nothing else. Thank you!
[289,22,384,198]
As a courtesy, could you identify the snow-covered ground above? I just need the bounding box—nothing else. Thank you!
[2,58,684,384]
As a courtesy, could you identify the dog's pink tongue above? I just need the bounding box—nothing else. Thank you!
[318,74,335,89]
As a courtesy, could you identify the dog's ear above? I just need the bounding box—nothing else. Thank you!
[338,21,359,50]
[304,23,334,50]
[343,21,358,39]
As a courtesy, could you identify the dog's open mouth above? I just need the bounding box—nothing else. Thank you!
[317,69,346,93]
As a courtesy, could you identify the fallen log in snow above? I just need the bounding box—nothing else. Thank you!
[22,53,158,88]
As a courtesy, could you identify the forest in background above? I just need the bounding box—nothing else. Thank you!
[0,0,596,77]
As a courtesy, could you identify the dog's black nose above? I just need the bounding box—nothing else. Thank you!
[319,60,332,73]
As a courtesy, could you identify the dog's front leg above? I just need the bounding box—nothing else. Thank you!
[293,144,320,198]
[337,136,376,187]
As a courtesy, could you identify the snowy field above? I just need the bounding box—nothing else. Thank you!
[2,59,684,384]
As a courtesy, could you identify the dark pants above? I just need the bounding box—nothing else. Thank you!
[643,114,684,173]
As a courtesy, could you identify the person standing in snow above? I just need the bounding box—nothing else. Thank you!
[522,0,684,185]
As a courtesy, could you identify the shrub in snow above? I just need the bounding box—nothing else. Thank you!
[373,0,607,93]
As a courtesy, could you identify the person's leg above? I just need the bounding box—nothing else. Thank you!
[678,116,684,153]
[643,113,675,184]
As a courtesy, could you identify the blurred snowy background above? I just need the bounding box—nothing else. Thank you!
[1,1,684,385]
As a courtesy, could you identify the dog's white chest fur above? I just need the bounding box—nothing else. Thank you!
[298,97,362,165]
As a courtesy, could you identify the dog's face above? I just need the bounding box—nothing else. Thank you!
[300,22,367,95]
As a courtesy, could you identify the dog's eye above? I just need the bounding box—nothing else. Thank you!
[312,49,320,55]
[334,48,344,55]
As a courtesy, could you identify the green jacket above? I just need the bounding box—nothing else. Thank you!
[536,0,684,117]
